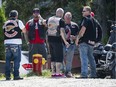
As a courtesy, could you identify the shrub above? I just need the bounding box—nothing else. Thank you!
[0,7,6,60]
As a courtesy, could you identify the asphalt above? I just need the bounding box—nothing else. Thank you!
[0,76,116,87]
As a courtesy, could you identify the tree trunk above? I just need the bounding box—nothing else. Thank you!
[93,0,108,43]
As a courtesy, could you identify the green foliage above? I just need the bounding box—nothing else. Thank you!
[65,0,92,24]
[0,7,6,60]
[26,70,51,77]
[4,0,39,22]
[0,0,115,59]
[42,70,51,77]
[65,1,82,23]
[0,73,5,80]
[102,34,109,45]
[105,0,115,21]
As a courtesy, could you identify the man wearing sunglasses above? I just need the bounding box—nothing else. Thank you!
[75,6,97,78]
[25,8,47,63]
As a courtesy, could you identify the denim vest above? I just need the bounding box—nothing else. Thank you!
[28,19,46,40]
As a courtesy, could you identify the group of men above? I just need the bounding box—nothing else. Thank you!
[3,6,102,80]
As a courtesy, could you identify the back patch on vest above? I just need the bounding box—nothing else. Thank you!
[3,20,19,38]
[47,16,60,36]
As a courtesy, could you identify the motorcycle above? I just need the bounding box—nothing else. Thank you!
[93,42,116,79]
[93,20,116,78]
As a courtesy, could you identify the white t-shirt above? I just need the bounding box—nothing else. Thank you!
[4,20,25,45]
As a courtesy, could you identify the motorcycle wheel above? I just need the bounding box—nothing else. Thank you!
[111,65,116,79]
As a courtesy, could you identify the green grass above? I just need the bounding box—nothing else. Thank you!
[0,70,52,80]
[0,73,14,80]
[0,73,5,80]
[42,69,51,77]
[26,69,52,78]
[0,70,80,80]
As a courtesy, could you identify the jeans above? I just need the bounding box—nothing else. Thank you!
[63,44,76,73]
[79,42,96,77]
[5,44,21,78]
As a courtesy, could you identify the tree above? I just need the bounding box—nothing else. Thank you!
[91,0,115,44]
[0,7,6,60]
[4,0,39,23]
[1,0,115,60]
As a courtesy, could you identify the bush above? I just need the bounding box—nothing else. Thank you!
[0,7,6,60]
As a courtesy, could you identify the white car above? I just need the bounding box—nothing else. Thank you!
[19,51,32,76]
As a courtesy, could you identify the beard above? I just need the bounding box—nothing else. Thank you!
[34,15,39,18]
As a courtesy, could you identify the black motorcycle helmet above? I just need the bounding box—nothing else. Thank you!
[9,10,18,17]
[112,42,116,52]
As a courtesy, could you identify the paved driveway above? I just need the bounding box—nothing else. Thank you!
[0,76,116,87]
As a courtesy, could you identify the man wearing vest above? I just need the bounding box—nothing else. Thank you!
[63,12,79,77]
[3,10,26,80]
[75,6,97,78]
[47,8,69,77]
[25,8,47,63]
[90,12,102,43]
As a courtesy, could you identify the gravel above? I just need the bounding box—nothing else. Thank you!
[0,76,116,87]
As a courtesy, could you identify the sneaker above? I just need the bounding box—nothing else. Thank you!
[66,72,73,78]
[55,74,66,78]
[51,74,56,77]
[51,74,66,78]
[14,77,23,80]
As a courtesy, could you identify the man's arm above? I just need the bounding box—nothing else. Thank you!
[60,28,69,47]
[22,27,26,33]
[59,19,70,47]
[24,22,30,44]
[75,26,86,45]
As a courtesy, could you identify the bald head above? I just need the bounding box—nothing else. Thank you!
[56,8,64,18]
[64,12,72,24]
[64,12,72,19]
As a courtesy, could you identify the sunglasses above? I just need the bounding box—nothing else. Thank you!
[33,10,40,13]
[82,10,87,12]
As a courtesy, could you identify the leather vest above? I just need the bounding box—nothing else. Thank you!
[3,19,22,40]
[28,19,46,40]
[47,16,61,37]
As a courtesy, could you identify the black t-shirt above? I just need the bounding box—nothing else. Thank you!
[79,15,96,45]
[65,21,79,44]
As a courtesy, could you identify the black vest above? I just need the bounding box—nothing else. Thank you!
[28,19,46,40]
[3,19,22,40]
[79,16,97,45]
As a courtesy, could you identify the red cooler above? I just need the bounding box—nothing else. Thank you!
[32,54,42,75]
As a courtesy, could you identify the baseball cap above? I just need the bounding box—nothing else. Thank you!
[33,8,40,13]
[9,10,18,17]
